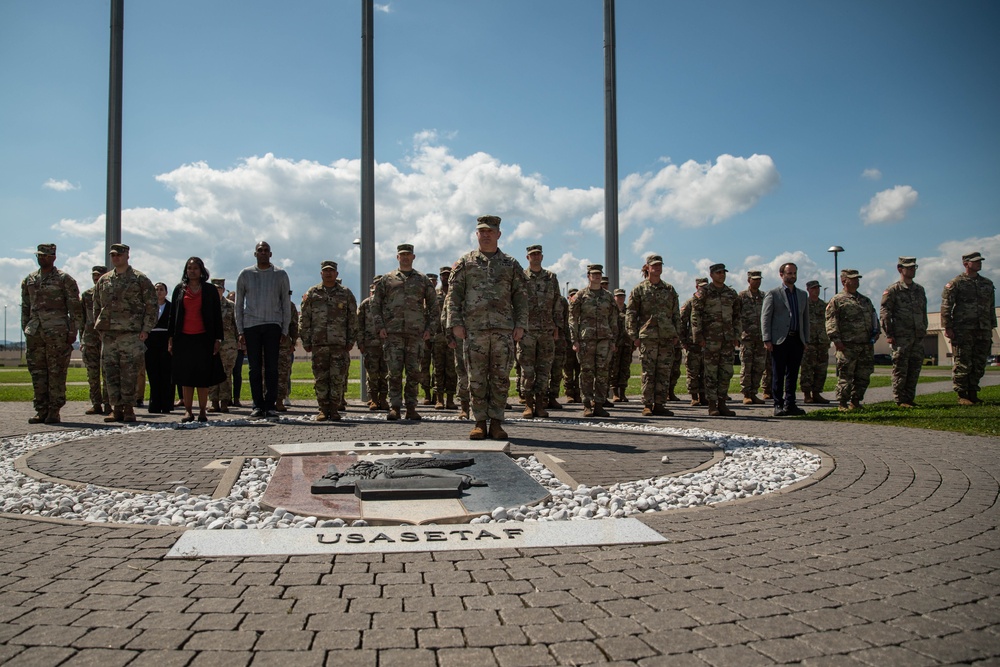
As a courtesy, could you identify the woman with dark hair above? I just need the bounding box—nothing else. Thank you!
[145,282,173,413]
[168,257,226,422]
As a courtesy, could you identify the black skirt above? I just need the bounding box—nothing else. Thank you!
[171,332,226,388]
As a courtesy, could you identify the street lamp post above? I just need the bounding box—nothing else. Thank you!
[827,246,844,293]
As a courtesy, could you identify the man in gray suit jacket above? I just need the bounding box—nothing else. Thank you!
[761,263,810,416]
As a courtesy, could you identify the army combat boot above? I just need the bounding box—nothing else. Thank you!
[434,392,445,410]
[85,404,102,415]
[547,394,563,410]
[387,406,401,421]
[533,393,549,418]
[404,404,422,420]
[327,403,342,421]
[123,405,137,422]
[104,406,124,423]
[422,387,434,406]
[813,392,830,404]
[689,393,700,407]
[642,404,654,416]
[707,400,721,417]
[522,396,535,419]
[489,419,508,440]
[667,389,679,402]
[377,393,389,410]
[28,411,47,424]
[593,401,611,418]
[209,399,221,413]
[652,403,674,417]
[445,393,457,409]
[45,410,61,424]
[582,400,595,418]
[469,420,487,440]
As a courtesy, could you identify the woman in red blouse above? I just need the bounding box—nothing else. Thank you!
[168,257,226,422]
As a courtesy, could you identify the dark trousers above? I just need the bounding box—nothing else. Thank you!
[245,323,282,411]
[144,331,173,413]
[771,336,804,407]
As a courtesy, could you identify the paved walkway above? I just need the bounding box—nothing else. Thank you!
[1,375,998,666]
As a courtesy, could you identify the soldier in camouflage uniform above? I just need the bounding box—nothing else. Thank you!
[738,270,768,405]
[800,280,831,403]
[626,254,681,417]
[691,264,741,416]
[570,265,619,417]
[440,273,471,419]
[274,293,298,412]
[80,265,110,415]
[300,261,358,420]
[547,291,570,411]
[562,288,581,402]
[420,273,438,406]
[611,289,632,402]
[432,267,458,410]
[446,215,528,440]
[880,257,928,408]
[517,245,561,419]
[373,243,438,421]
[826,269,880,410]
[941,251,997,405]
[357,276,388,410]
[208,279,238,413]
[680,278,708,406]
[93,243,157,423]
[21,244,82,424]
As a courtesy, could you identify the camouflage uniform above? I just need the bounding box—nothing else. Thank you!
[613,296,633,397]
[301,280,358,416]
[570,280,618,413]
[941,260,996,402]
[690,273,741,412]
[548,294,570,408]
[441,288,470,417]
[562,291,581,401]
[80,272,109,412]
[275,302,298,409]
[93,263,157,412]
[679,292,703,402]
[433,281,458,407]
[799,294,830,399]
[738,286,769,401]
[373,266,438,410]
[21,251,82,421]
[209,286,239,408]
[516,260,561,413]
[826,280,879,407]
[626,273,681,410]
[446,240,528,424]
[880,268,928,406]
[357,288,388,407]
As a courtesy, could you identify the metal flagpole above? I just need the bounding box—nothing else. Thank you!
[603,0,620,290]
[106,0,124,267]
[360,0,376,402]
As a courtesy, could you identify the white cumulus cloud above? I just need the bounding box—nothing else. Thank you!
[43,179,79,192]
[861,168,882,181]
[860,185,919,225]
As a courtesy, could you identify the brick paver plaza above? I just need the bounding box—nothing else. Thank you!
[1,376,998,666]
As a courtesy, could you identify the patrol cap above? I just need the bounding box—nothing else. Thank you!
[109,243,129,255]
[210,278,226,288]
[805,280,821,289]
[747,270,762,280]
[963,251,985,263]
[613,288,626,296]
[600,276,609,284]
[396,244,414,254]
[897,257,917,268]
[34,243,56,256]
[526,244,543,254]
[427,273,438,280]
[568,288,579,296]
[439,266,452,275]
[709,263,727,274]
[840,269,862,280]
[587,264,603,274]
[646,254,663,266]
[91,265,107,274]
[695,277,709,286]
[476,215,501,231]
[371,274,382,284]
[321,260,338,270]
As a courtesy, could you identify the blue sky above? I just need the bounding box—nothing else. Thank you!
[2,0,998,343]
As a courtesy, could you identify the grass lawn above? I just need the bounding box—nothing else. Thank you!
[799,385,1000,437]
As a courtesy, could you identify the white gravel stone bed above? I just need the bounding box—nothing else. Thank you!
[0,415,821,529]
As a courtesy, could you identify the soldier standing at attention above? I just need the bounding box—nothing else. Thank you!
[420,273,438,406]
[941,251,996,405]
[626,254,681,417]
[93,243,157,423]
[300,261,358,421]
[738,270,768,405]
[680,278,708,406]
[274,290,298,412]
[691,264,741,417]
[209,279,238,413]
[570,265,619,417]
[80,265,109,415]
[517,245,561,419]
[373,244,438,421]
[611,288,632,403]
[562,288,582,403]
[446,215,528,440]
[880,257,928,408]
[357,276,388,410]
[21,244,82,424]
[546,290,570,411]
[432,267,458,410]
[826,269,880,411]
[800,280,831,404]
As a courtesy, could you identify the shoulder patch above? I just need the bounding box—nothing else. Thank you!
[945,282,952,289]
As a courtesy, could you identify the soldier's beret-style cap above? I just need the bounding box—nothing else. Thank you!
[613,288,626,296]
[34,243,56,256]
[646,254,664,266]
[963,251,985,263]
[396,244,414,254]
[91,265,108,274]
[439,266,452,274]
[840,269,862,280]
[587,264,604,274]
[747,270,762,279]
[526,244,543,254]
[109,243,129,254]
[321,260,338,270]
[709,263,727,274]
[210,278,226,287]
[897,257,917,268]
[806,280,821,289]
[476,215,501,230]
[695,277,709,286]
